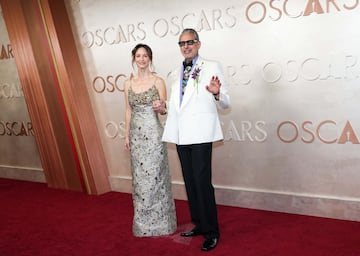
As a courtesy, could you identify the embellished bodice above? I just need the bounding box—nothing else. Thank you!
[128,84,160,107]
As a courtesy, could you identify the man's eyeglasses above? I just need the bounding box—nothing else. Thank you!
[178,39,199,47]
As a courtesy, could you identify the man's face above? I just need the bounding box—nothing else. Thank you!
[178,32,201,62]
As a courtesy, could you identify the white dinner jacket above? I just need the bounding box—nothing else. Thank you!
[162,56,230,145]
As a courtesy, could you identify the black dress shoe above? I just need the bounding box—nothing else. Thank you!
[201,237,218,251]
[180,229,201,237]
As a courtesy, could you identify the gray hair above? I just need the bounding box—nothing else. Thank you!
[179,28,200,41]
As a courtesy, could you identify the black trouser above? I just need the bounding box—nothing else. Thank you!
[176,142,219,239]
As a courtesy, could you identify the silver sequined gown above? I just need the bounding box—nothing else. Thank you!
[128,83,177,237]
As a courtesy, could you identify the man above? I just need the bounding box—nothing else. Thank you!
[162,28,230,252]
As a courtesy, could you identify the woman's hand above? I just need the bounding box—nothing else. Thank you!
[152,99,167,115]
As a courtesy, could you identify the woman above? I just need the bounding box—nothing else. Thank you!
[124,43,177,237]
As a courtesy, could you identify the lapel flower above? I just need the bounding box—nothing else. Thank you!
[191,62,203,93]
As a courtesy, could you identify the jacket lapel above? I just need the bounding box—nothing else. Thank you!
[171,68,181,112]
[180,74,195,109]
[180,57,202,110]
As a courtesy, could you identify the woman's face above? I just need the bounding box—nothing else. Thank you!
[134,47,151,69]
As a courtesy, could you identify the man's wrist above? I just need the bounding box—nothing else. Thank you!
[213,92,220,101]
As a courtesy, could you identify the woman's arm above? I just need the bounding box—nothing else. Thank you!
[153,76,167,115]
[124,80,131,150]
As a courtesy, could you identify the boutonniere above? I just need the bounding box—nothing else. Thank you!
[191,62,203,93]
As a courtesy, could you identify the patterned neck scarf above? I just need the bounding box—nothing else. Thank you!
[182,65,192,95]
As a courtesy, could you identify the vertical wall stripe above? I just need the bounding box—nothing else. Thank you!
[34,0,87,192]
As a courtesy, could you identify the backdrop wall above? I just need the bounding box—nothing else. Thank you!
[0,6,43,182]
[63,0,360,221]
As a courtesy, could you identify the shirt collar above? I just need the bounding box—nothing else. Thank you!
[182,56,199,68]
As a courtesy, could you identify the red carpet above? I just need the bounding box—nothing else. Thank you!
[1,178,360,256]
